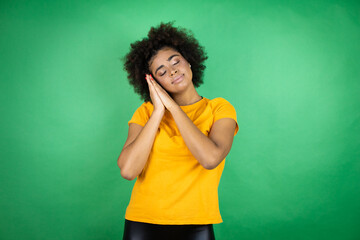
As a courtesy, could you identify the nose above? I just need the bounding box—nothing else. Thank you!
[170,69,178,76]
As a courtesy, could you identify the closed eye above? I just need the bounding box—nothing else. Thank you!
[160,61,180,76]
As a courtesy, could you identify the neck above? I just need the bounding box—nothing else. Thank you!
[171,85,202,106]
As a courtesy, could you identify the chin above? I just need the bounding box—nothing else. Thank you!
[170,79,193,94]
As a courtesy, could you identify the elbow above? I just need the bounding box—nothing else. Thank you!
[201,148,225,170]
[201,144,230,170]
[201,147,226,170]
[202,164,216,170]
[120,168,136,181]
[119,161,137,180]
[202,162,218,170]
[201,156,222,170]
[119,164,137,181]
[118,156,136,181]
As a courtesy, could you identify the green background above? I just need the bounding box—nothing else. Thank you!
[1,0,359,239]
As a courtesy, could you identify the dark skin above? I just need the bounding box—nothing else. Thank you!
[117,47,237,180]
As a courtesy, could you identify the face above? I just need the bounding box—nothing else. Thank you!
[148,47,193,93]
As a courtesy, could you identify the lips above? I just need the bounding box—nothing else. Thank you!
[172,74,184,84]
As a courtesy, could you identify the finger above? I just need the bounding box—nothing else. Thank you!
[146,75,157,91]
[149,74,159,86]
[148,75,171,102]
[150,81,164,97]
[152,80,168,97]
[147,79,157,96]
[146,77,153,90]
[149,75,164,92]
[147,76,163,99]
[145,75,157,96]
[148,75,161,92]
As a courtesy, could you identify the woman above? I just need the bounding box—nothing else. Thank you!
[118,22,239,240]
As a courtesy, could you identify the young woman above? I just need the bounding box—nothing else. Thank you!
[118,22,239,240]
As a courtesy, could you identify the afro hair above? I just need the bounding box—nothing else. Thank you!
[123,21,208,102]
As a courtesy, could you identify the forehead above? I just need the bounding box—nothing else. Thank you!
[149,47,180,67]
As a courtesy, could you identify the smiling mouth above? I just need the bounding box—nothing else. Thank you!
[172,74,184,84]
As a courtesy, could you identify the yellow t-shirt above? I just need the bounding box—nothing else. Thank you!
[125,97,238,225]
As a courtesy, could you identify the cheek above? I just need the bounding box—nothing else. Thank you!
[180,61,191,74]
[179,60,189,68]
[180,61,192,75]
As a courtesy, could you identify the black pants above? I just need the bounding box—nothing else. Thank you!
[123,219,216,240]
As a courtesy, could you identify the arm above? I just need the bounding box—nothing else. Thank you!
[148,76,237,169]
[117,75,165,180]
[117,110,163,180]
[170,106,237,169]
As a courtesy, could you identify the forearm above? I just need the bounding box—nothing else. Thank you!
[119,110,163,180]
[169,105,223,169]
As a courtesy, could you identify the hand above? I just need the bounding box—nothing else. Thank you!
[148,75,178,111]
[146,74,165,114]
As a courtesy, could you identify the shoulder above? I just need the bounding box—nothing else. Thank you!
[128,101,154,126]
[205,97,237,121]
[206,97,238,135]
[208,97,231,104]
[134,101,154,114]
[206,97,235,110]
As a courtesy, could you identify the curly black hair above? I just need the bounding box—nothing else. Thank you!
[123,21,208,102]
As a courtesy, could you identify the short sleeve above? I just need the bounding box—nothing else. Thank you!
[128,102,152,127]
[212,98,239,136]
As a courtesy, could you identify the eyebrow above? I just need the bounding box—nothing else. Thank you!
[154,54,180,75]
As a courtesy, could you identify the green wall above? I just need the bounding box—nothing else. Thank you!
[1,0,359,239]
